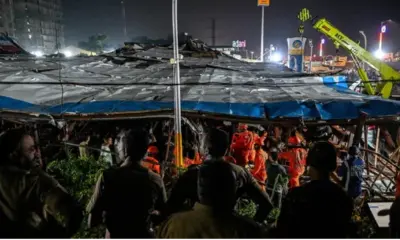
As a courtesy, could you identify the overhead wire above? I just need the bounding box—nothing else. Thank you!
[0,79,394,87]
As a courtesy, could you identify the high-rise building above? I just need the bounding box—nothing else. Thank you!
[0,0,64,54]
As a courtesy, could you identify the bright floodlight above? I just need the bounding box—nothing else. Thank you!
[32,51,44,57]
[321,39,325,44]
[63,51,73,58]
[271,52,282,62]
[374,49,385,59]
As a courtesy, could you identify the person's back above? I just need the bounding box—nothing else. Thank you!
[276,141,353,238]
[278,179,353,238]
[101,163,165,237]
[166,159,273,221]
[158,159,265,238]
[266,148,287,208]
[158,205,264,238]
[166,127,273,222]
[87,129,167,238]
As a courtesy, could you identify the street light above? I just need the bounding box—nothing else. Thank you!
[319,38,325,57]
[270,52,282,62]
[374,49,385,59]
[379,24,386,52]
[308,40,313,73]
[121,0,128,40]
[359,31,367,69]
[359,31,367,50]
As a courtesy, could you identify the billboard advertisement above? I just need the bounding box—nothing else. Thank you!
[287,37,306,72]
[232,40,246,48]
[258,0,270,6]
[287,37,306,55]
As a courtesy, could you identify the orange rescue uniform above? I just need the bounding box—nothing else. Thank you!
[285,136,306,188]
[251,149,268,190]
[142,157,161,174]
[230,124,257,167]
[142,146,161,174]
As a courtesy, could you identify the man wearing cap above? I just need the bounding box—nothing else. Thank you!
[276,141,353,238]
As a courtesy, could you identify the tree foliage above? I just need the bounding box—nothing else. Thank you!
[47,155,109,238]
[78,34,108,53]
[131,36,171,45]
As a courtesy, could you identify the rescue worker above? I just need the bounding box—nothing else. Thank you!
[142,145,161,174]
[251,135,268,190]
[165,127,274,223]
[0,128,83,238]
[230,123,255,167]
[286,133,306,188]
[87,129,167,238]
[183,147,203,168]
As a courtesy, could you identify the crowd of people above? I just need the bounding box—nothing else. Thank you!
[0,122,393,238]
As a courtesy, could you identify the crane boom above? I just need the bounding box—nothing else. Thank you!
[298,9,400,99]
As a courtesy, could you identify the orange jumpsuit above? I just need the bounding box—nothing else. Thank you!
[142,157,161,174]
[230,124,256,167]
[286,136,306,188]
[251,149,268,190]
[142,146,161,174]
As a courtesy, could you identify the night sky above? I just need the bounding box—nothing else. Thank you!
[63,0,400,55]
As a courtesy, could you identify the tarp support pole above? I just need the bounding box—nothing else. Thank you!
[352,114,366,147]
[172,0,183,168]
[364,124,370,176]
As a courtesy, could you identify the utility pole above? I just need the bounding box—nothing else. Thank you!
[258,0,269,62]
[171,0,183,167]
[121,0,128,41]
[211,18,216,46]
[260,6,264,62]
[308,40,313,73]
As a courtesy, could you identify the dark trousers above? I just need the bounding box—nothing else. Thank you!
[267,189,283,209]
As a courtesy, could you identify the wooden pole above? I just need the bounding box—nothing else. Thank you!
[364,124,369,176]
[375,127,381,167]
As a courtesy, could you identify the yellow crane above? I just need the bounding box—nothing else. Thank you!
[297,8,400,99]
